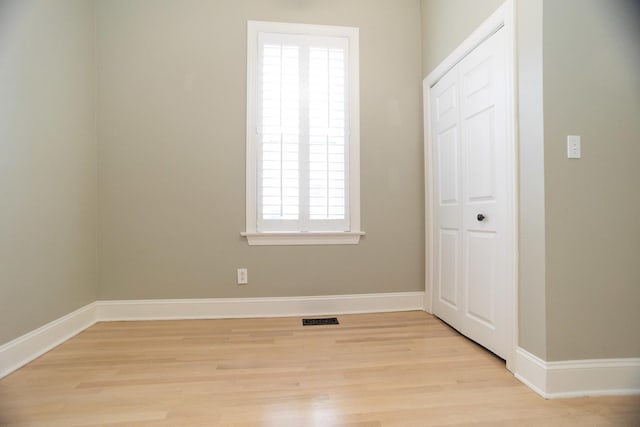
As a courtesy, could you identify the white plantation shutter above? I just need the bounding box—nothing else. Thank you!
[257,33,350,232]
[259,43,300,223]
[309,47,347,222]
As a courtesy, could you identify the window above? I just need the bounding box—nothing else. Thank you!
[243,21,363,245]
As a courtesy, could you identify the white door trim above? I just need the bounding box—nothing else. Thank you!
[423,0,518,371]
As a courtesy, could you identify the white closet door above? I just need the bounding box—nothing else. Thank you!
[431,27,508,358]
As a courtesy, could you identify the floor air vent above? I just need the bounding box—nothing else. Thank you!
[302,317,339,326]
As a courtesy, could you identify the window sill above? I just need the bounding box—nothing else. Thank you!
[241,231,365,246]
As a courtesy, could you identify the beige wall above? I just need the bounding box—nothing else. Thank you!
[514,0,547,360]
[543,0,640,360]
[420,0,503,75]
[0,1,97,344]
[96,0,424,299]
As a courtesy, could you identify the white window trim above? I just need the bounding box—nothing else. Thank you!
[240,231,365,246]
[243,20,363,246]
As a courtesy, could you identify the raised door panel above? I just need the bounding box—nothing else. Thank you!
[438,229,459,308]
[465,231,497,328]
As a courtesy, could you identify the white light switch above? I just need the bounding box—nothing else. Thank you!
[237,268,248,285]
[567,135,581,159]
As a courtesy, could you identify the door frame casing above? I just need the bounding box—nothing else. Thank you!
[423,0,518,371]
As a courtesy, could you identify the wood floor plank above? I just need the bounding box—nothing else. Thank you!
[0,311,638,426]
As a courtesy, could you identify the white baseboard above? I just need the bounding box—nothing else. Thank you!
[515,346,640,398]
[0,292,424,378]
[0,302,97,379]
[514,347,551,397]
[95,291,426,321]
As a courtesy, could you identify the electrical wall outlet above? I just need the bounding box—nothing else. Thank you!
[237,268,248,285]
[567,135,581,159]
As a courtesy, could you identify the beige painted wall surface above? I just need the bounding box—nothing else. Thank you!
[420,0,503,76]
[543,0,640,360]
[420,0,548,358]
[514,0,547,360]
[97,0,424,299]
[0,1,97,344]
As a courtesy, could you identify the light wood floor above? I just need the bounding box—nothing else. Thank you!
[0,311,638,426]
